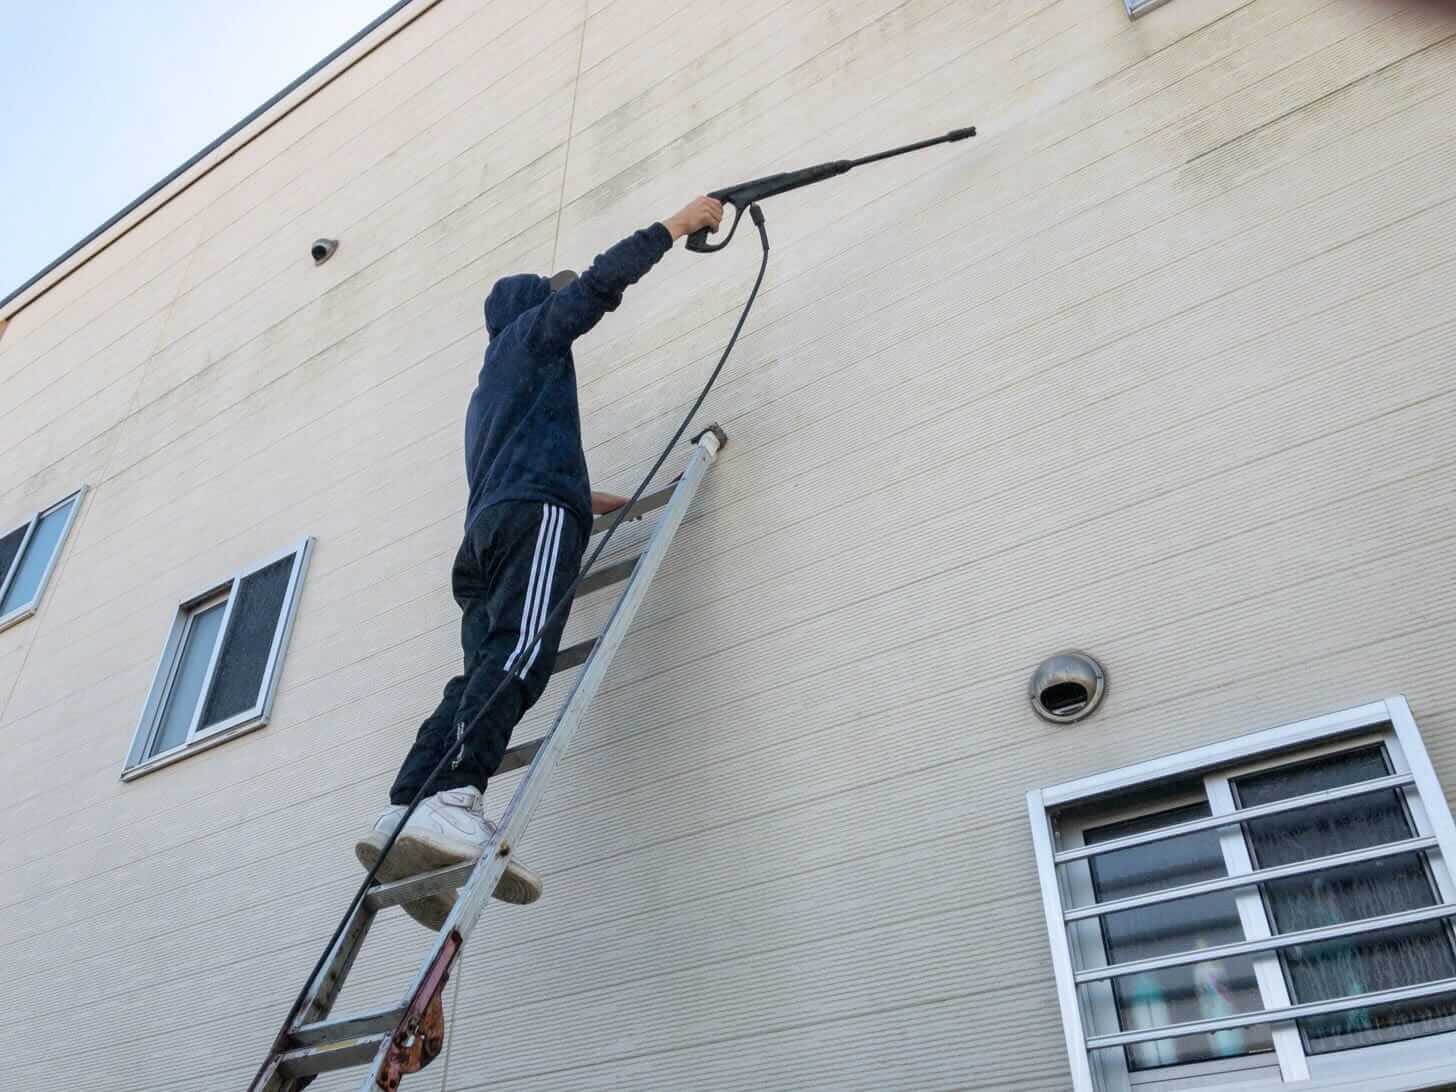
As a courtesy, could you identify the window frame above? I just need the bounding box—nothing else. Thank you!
[122,537,313,781]
[1028,697,1456,1092]
[0,487,86,633]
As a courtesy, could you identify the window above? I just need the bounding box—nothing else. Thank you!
[123,539,313,779]
[1028,698,1456,1091]
[0,488,85,632]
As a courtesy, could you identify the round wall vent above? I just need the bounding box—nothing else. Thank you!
[311,238,339,265]
[1029,650,1106,724]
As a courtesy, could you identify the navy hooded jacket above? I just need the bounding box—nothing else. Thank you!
[465,223,673,536]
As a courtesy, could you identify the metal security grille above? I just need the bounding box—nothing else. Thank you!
[1029,698,1456,1091]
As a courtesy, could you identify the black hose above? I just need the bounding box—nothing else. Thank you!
[249,205,771,1089]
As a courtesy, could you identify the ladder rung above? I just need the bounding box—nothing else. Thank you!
[276,1032,389,1078]
[497,735,542,775]
[589,484,675,537]
[291,1004,404,1047]
[552,637,596,674]
[575,554,639,599]
[367,861,475,911]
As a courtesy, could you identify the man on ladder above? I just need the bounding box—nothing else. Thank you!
[355,196,724,928]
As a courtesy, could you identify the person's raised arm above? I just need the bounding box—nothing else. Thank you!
[524,197,723,358]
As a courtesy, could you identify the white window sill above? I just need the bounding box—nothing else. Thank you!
[1212,1060,1456,1092]
[120,715,269,781]
[0,604,37,634]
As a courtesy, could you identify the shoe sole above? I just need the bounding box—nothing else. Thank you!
[354,830,543,931]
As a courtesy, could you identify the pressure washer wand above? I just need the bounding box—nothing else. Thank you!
[686,126,976,253]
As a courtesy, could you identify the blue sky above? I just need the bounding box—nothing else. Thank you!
[0,0,387,302]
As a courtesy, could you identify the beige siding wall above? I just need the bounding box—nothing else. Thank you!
[3,0,1455,1088]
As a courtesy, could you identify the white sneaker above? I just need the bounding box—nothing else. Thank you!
[354,788,542,929]
[354,804,410,881]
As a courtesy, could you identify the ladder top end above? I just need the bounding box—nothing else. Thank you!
[691,423,728,455]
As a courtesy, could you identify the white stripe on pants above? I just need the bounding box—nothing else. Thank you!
[504,504,563,675]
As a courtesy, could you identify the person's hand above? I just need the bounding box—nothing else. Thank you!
[662,197,724,242]
[591,491,630,515]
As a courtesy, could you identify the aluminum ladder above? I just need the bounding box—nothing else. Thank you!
[253,425,727,1091]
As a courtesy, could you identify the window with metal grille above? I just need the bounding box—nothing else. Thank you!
[123,539,312,779]
[1028,698,1456,1091]
[0,488,84,632]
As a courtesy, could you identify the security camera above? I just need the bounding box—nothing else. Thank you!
[311,238,338,265]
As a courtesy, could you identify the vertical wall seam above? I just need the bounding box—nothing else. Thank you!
[90,214,208,493]
[549,5,590,272]
[440,7,586,1077]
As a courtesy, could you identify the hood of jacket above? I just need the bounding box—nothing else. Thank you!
[484,273,551,338]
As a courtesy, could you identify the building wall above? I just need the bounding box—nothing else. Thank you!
[2,0,1455,1088]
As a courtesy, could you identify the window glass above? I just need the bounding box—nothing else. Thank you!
[1239,747,1402,865]
[199,556,293,727]
[0,495,77,615]
[0,525,25,591]
[151,601,227,757]
[1087,804,1273,1069]
[1235,747,1456,1053]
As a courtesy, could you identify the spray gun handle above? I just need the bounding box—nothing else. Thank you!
[686,192,743,254]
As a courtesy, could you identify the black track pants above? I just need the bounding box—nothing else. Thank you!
[389,501,585,804]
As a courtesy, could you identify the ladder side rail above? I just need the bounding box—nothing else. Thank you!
[298,901,376,1026]
[260,905,380,1089]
